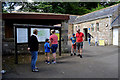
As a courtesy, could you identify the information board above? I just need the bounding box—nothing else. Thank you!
[17,28,28,43]
[31,28,50,42]
[55,30,60,41]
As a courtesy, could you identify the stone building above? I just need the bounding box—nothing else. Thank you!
[73,4,120,46]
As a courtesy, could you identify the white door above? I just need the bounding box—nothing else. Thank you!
[113,28,118,45]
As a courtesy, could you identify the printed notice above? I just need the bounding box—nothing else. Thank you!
[17,28,28,43]
[31,28,50,42]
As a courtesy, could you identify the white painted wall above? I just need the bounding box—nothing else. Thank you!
[113,28,118,46]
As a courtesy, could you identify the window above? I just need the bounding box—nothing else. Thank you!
[96,23,99,31]
[76,26,77,29]
[76,26,78,33]
[91,23,94,32]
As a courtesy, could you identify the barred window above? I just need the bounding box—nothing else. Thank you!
[96,23,99,31]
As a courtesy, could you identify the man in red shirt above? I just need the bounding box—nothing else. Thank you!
[76,29,85,58]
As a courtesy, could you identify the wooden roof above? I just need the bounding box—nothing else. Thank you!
[2,12,69,20]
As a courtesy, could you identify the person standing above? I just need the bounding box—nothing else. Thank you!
[28,29,39,72]
[49,29,58,64]
[44,39,51,64]
[95,36,98,46]
[70,33,76,56]
[76,29,85,58]
[87,33,94,46]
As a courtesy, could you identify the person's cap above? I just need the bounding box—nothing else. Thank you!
[73,33,75,36]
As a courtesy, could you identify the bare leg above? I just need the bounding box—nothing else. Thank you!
[45,53,47,60]
[71,47,73,56]
[79,48,83,58]
[78,49,80,54]
[44,53,48,63]
[53,53,56,62]
[73,46,76,55]
[74,45,76,53]
[71,47,73,54]
[47,53,50,62]
[80,48,82,55]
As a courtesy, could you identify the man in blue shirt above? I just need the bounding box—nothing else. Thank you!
[70,33,76,56]
[44,39,51,64]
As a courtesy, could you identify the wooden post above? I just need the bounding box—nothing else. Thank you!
[59,28,61,56]
[15,27,18,64]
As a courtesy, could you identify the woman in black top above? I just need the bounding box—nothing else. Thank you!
[87,33,94,46]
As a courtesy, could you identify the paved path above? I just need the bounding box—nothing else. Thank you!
[3,42,118,78]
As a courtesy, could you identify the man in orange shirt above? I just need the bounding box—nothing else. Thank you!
[76,29,85,58]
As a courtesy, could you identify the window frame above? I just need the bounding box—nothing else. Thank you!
[91,23,94,32]
[96,23,99,31]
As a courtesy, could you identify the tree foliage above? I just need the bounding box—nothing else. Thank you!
[2,2,120,15]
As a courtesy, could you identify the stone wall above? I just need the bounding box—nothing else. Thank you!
[68,24,74,46]
[2,39,60,55]
[74,17,113,45]
[119,27,120,47]
[68,24,74,39]
[61,21,71,53]
[2,41,15,55]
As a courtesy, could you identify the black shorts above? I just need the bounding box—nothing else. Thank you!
[76,42,83,50]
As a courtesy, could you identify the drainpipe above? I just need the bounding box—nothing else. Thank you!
[108,15,112,45]
[111,14,120,27]
[108,15,112,29]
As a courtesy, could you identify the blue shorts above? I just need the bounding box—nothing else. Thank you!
[45,50,50,53]
[51,44,58,54]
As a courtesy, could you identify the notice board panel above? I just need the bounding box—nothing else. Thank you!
[17,28,28,43]
[31,28,50,42]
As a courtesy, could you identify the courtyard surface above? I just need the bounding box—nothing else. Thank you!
[2,42,118,78]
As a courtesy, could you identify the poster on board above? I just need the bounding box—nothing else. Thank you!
[17,28,28,43]
[55,30,60,41]
[31,28,50,42]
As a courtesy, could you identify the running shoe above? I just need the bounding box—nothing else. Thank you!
[77,54,80,56]
[80,55,82,58]
[52,61,56,64]
[45,60,48,64]
[71,54,73,56]
[52,60,54,62]
[35,66,38,69]
[47,61,50,65]
[74,53,76,55]
[32,69,39,72]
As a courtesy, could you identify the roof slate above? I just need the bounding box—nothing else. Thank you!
[74,4,120,24]
[112,4,120,27]
[68,15,78,24]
